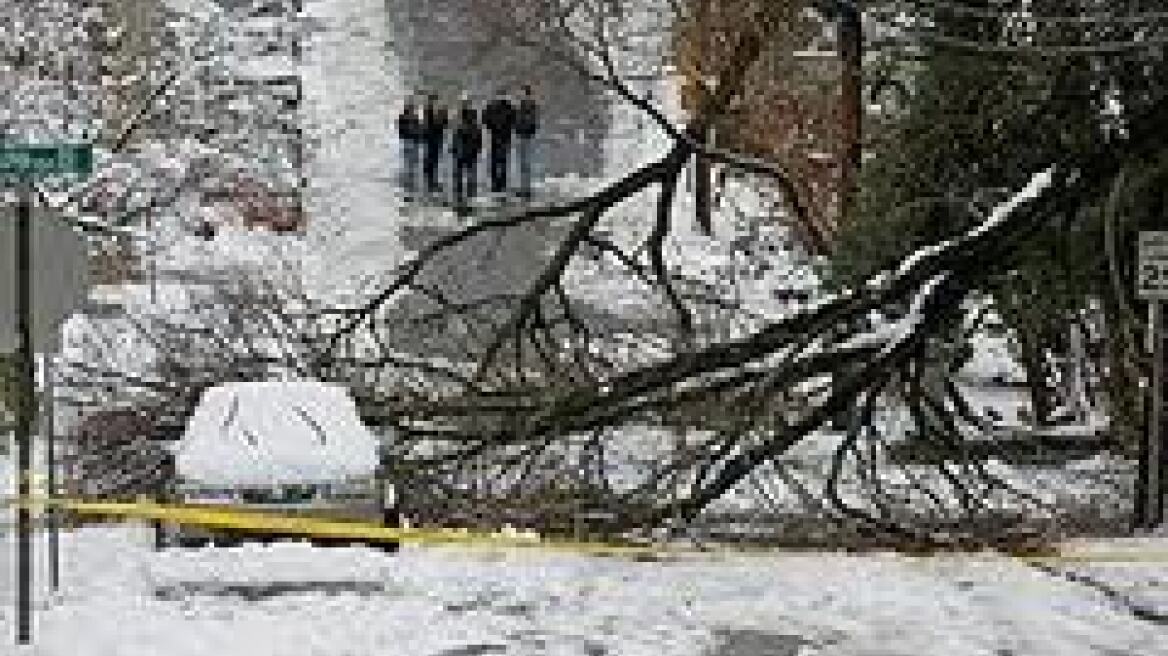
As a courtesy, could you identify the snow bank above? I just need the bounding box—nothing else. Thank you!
[0,453,11,500]
[158,226,310,282]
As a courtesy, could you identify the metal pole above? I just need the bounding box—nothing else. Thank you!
[149,211,157,304]
[1143,301,1164,530]
[45,352,58,591]
[1153,302,1165,527]
[15,179,34,645]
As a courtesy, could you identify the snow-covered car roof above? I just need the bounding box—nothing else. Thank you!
[174,381,380,487]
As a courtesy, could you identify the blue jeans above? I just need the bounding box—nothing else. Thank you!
[402,140,420,193]
[516,136,534,196]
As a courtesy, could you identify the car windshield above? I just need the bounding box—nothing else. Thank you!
[233,485,318,504]
[180,479,377,503]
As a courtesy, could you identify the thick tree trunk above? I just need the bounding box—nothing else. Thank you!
[695,126,713,234]
[838,3,863,230]
[1019,331,1056,428]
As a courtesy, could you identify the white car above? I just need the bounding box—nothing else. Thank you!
[156,381,400,552]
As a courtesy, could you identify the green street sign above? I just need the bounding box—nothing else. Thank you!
[0,145,93,179]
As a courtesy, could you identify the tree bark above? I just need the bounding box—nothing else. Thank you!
[838,2,862,231]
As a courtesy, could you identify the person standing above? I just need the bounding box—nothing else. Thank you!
[397,97,422,197]
[514,85,540,199]
[450,96,482,211]
[481,88,516,194]
[422,94,449,193]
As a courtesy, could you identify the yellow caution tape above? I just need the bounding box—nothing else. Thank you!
[4,494,1168,562]
[5,495,677,558]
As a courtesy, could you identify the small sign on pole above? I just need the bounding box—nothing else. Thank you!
[0,208,90,354]
[1138,231,1168,301]
[0,144,93,179]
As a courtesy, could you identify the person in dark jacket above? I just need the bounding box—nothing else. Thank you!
[397,97,422,196]
[450,96,482,210]
[422,94,449,193]
[514,85,540,198]
[481,89,517,193]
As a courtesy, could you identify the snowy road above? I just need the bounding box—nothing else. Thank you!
[2,526,1167,656]
[300,0,409,303]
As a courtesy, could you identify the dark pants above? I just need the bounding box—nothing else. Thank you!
[424,139,443,191]
[402,140,420,194]
[516,136,534,197]
[453,158,477,206]
[489,139,511,193]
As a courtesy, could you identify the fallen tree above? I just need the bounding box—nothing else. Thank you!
[316,1,1168,546]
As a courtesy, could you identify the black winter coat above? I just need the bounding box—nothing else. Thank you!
[422,105,448,146]
[515,99,539,137]
[482,99,516,143]
[451,110,483,164]
[397,107,421,141]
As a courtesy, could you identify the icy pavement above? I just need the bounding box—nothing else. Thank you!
[1,525,1167,656]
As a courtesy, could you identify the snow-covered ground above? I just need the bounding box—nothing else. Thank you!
[1,524,1166,656]
[0,454,11,500]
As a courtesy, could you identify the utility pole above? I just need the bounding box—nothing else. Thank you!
[15,180,34,645]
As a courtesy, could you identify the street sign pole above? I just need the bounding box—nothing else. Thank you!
[2,143,92,646]
[44,353,59,591]
[1137,231,1168,530]
[15,180,34,645]
[1149,302,1164,528]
